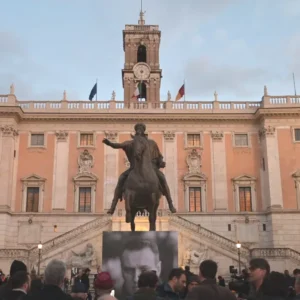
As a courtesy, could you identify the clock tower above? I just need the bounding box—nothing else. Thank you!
[122,11,162,103]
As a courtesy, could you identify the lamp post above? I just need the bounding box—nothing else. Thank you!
[38,242,43,276]
[236,241,241,274]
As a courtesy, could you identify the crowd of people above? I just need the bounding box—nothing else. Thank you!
[0,257,299,300]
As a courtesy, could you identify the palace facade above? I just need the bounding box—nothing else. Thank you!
[1,12,300,276]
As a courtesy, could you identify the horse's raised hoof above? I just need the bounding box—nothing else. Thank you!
[169,206,177,213]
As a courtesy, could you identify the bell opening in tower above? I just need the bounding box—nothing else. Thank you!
[137,45,147,63]
[138,82,147,101]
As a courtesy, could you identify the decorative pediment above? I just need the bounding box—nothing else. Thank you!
[232,174,256,192]
[21,174,46,191]
[73,172,98,182]
[21,174,46,182]
[232,174,256,183]
[183,173,207,182]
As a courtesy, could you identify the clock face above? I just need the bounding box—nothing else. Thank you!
[133,63,150,80]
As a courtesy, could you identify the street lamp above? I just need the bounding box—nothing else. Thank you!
[38,242,43,276]
[236,241,241,274]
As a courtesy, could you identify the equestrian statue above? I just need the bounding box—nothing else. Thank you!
[102,123,176,231]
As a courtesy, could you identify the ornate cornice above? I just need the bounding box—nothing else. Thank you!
[55,130,68,141]
[163,131,175,141]
[210,131,224,141]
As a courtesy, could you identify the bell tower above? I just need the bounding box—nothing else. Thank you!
[122,10,162,103]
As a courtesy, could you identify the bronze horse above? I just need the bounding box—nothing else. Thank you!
[123,134,161,231]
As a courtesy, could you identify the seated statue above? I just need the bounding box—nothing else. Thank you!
[102,123,176,214]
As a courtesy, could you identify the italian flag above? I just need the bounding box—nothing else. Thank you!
[175,84,185,101]
[132,82,142,99]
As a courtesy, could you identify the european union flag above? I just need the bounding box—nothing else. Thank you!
[89,83,97,101]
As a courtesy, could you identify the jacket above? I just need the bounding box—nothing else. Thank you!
[185,279,236,300]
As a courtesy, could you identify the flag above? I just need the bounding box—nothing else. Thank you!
[89,83,97,101]
[132,82,142,99]
[175,84,185,101]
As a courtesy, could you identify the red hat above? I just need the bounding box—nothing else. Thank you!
[94,272,114,290]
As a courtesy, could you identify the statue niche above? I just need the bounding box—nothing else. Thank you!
[78,149,94,173]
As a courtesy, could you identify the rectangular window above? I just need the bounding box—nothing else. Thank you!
[31,134,44,146]
[239,187,252,212]
[26,187,39,212]
[80,134,94,146]
[79,187,91,212]
[228,224,231,231]
[295,129,300,141]
[187,134,201,147]
[189,187,201,212]
[234,134,248,147]
[263,224,266,231]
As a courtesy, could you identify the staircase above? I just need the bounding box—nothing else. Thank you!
[251,248,300,264]
[169,215,249,259]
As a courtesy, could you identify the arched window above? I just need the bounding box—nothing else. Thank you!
[137,45,147,63]
[140,82,147,100]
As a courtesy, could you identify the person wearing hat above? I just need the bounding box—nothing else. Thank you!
[0,260,27,299]
[94,272,116,300]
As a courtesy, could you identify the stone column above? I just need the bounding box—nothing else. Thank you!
[211,131,228,211]
[259,126,283,208]
[103,131,118,210]
[163,131,178,209]
[52,131,69,210]
[0,125,18,210]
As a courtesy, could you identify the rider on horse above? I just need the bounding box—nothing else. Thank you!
[102,123,177,214]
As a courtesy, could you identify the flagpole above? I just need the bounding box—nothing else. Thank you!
[184,79,186,102]
[96,78,98,101]
[293,73,297,96]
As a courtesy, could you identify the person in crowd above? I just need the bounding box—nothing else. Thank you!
[285,270,294,288]
[156,268,186,300]
[260,271,289,300]
[4,271,30,300]
[127,271,164,300]
[294,275,300,300]
[183,274,200,298]
[217,275,226,287]
[184,266,193,282]
[0,260,27,299]
[94,272,116,300]
[28,259,85,300]
[81,268,91,300]
[185,260,236,300]
[247,258,270,300]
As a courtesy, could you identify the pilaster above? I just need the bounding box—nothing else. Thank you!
[103,131,119,209]
[210,131,228,211]
[52,131,69,210]
[0,125,18,210]
[163,131,178,209]
[259,126,283,209]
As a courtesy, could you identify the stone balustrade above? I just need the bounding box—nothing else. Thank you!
[251,248,300,262]
[0,94,299,114]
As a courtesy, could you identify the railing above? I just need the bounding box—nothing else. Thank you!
[0,249,29,258]
[11,100,263,113]
[29,215,111,257]
[169,215,250,257]
[124,25,159,31]
[114,208,170,217]
[251,248,300,262]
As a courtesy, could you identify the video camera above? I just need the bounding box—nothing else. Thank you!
[229,265,238,275]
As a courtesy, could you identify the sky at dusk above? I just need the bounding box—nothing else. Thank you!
[1,0,300,101]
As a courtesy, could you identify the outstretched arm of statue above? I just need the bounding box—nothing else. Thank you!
[102,139,129,149]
